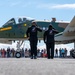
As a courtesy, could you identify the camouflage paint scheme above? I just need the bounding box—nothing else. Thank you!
[0,18,69,40]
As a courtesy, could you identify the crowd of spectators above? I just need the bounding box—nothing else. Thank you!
[55,48,68,58]
[0,47,73,58]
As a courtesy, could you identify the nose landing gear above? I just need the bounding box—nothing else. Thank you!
[15,41,23,58]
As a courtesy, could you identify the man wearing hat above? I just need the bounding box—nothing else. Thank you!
[26,21,42,59]
[43,24,59,59]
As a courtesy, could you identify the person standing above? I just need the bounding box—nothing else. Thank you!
[26,21,42,59]
[43,24,59,59]
[59,48,62,58]
[64,48,67,57]
[55,48,58,58]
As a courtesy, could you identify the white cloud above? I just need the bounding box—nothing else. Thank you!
[52,4,75,9]
[37,3,75,9]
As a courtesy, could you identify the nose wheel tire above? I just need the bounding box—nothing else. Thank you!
[15,52,21,58]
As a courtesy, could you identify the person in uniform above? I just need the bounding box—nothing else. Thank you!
[43,24,59,59]
[26,21,42,59]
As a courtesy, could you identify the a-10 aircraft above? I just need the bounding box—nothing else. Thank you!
[0,16,75,58]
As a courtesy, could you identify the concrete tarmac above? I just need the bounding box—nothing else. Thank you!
[0,58,75,75]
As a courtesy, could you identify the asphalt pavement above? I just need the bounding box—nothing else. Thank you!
[0,58,75,75]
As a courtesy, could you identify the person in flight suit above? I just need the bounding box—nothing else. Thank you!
[26,21,42,59]
[43,24,59,59]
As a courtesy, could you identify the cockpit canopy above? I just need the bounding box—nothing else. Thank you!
[2,17,35,27]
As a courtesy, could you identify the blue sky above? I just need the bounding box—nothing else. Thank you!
[0,0,75,51]
[0,0,75,25]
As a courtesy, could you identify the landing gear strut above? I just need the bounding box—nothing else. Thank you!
[15,41,23,58]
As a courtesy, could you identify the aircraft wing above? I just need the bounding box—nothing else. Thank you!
[0,38,26,44]
[55,16,75,44]
[0,38,12,44]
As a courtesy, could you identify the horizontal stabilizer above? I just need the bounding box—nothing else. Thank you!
[55,16,75,44]
[63,16,75,36]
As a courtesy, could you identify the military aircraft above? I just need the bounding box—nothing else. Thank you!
[0,16,75,58]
